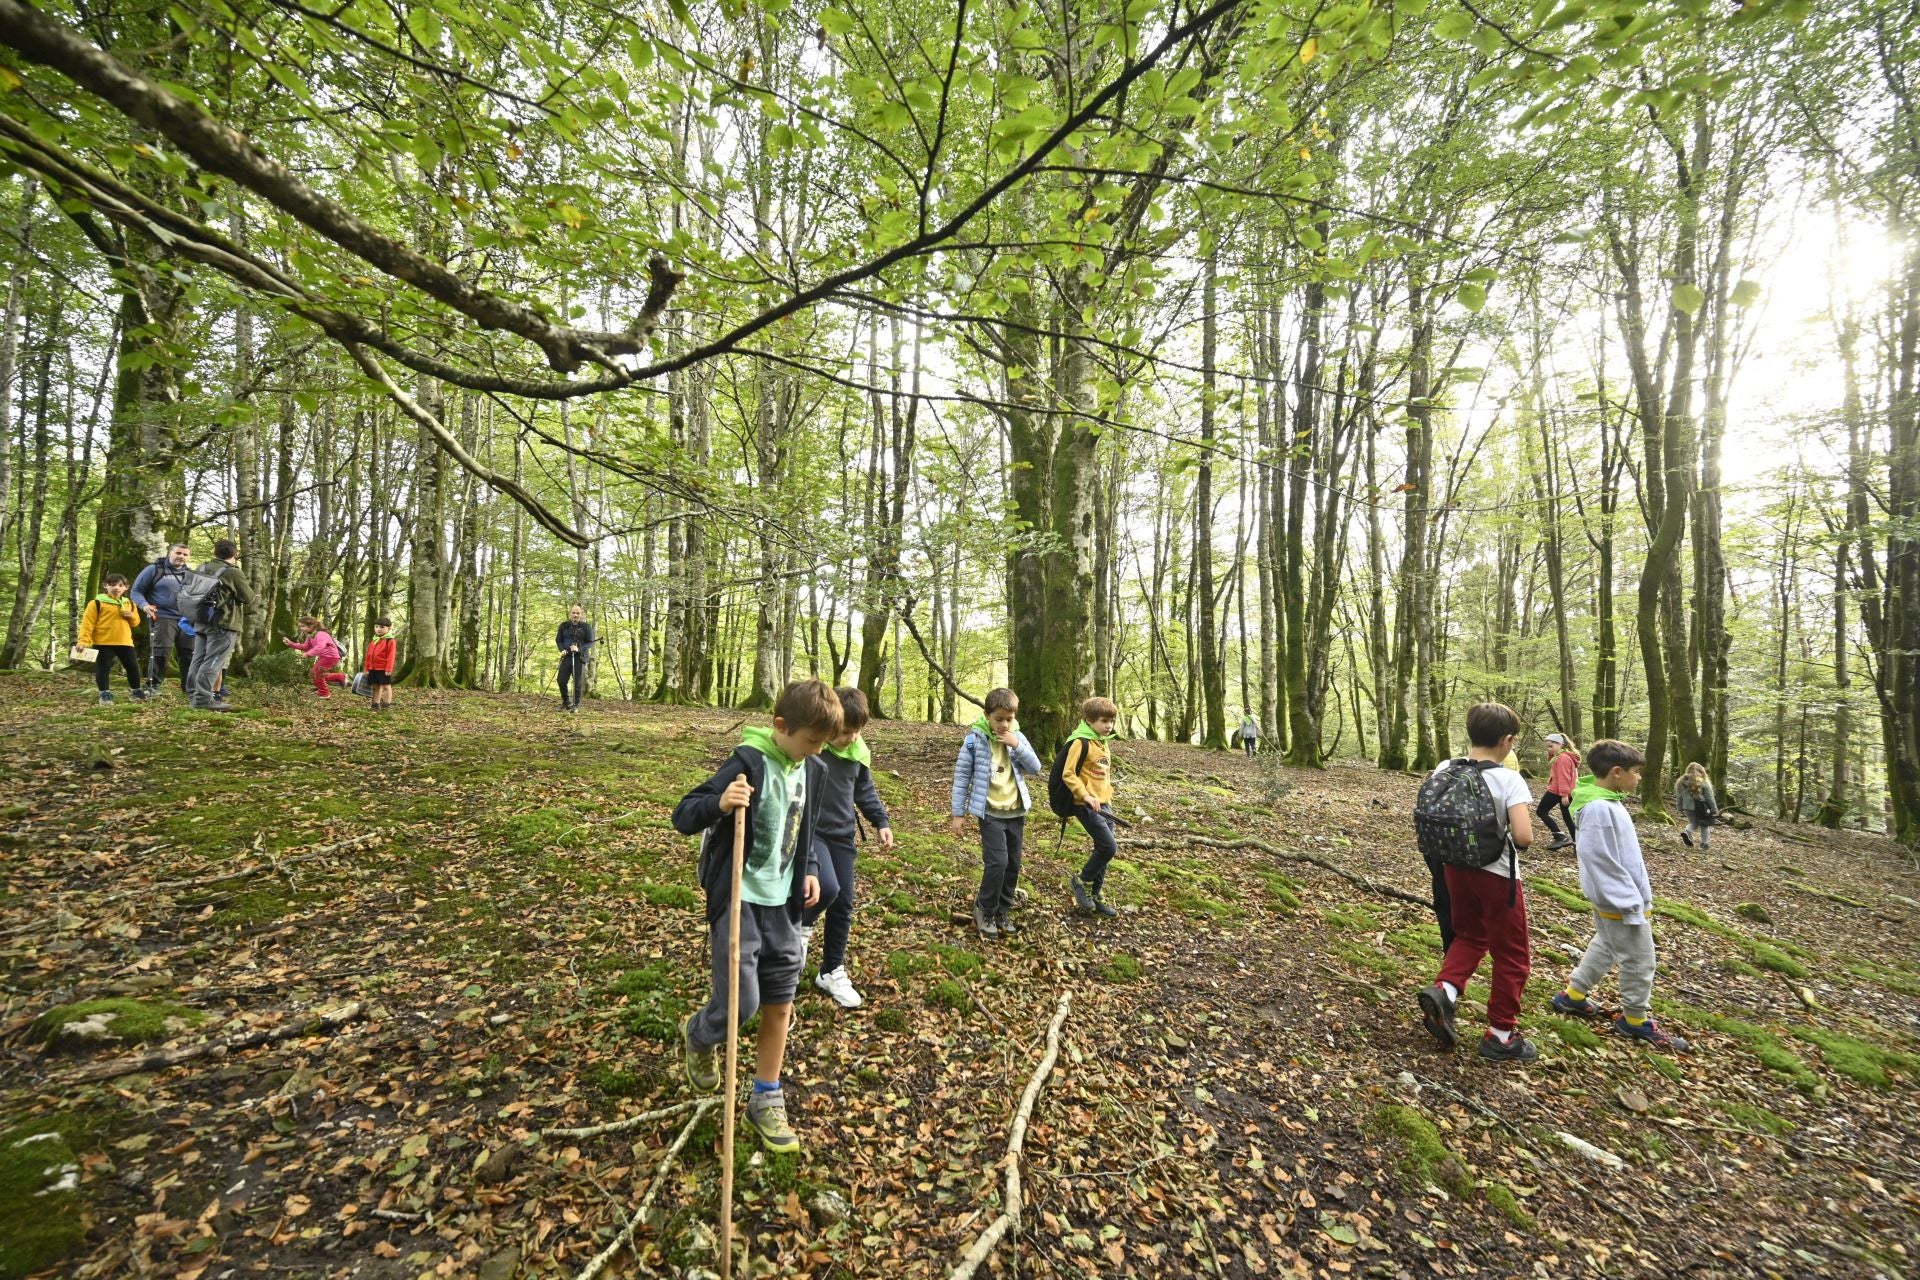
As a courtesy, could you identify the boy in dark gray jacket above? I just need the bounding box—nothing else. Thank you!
[804,687,893,1008]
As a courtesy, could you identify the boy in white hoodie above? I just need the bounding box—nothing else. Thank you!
[1550,739,1692,1053]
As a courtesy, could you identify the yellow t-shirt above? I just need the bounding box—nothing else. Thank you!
[985,739,1023,815]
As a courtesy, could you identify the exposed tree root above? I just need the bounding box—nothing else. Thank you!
[1126,833,1433,910]
[64,1001,366,1083]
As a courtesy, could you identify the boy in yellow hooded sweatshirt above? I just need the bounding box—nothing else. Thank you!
[78,573,146,705]
[1063,697,1121,917]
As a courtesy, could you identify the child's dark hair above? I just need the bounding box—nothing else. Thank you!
[375,616,392,628]
[836,686,870,731]
[1588,739,1645,778]
[1464,701,1520,747]
[213,538,237,560]
[102,572,128,588]
[1082,696,1119,722]
[984,687,1018,715]
[775,678,844,735]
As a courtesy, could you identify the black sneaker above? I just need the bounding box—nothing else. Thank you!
[972,905,999,939]
[1477,1031,1539,1062]
[1069,874,1094,914]
[1681,830,1693,847]
[1418,984,1458,1047]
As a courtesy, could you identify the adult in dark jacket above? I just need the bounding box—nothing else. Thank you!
[131,543,195,693]
[185,539,258,712]
[555,604,595,712]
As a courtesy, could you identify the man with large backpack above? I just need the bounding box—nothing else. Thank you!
[182,539,256,712]
[131,543,195,695]
[1411,702,1538,1063]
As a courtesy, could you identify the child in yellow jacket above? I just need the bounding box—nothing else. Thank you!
[78,574,146,705]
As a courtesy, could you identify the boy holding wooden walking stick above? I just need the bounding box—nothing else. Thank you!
[672,679,841,1153]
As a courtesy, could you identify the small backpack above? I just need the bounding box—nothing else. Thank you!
[175,563,228,627]
[1414,759,1514,878]
[1046,738,1088,820]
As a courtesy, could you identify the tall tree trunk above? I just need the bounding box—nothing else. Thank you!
[1196,254,1227,748]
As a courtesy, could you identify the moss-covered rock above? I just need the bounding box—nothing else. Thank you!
[28,998,206,1052]
[0,1122,87,1279]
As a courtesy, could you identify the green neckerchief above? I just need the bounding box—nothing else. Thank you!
[740,725,798,772]
[94,593,128,608]
[1569,773,1624,819]
[1065,720,1114,744]
[824,735,871,766]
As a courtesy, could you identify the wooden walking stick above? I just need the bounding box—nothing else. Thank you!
[719,804,747,1279]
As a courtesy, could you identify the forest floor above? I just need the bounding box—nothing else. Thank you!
[2,670,1919,1280]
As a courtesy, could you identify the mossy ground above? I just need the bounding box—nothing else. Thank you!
[28,997,206,1048]
[0,1120,86,1280]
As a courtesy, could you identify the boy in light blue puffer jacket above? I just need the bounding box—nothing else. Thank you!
[948,687,1042,940]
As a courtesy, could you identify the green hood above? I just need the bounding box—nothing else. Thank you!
[741,725,798,772]
[94,594,126,607]
[1065,720,1114,744]
[1569,773,1623,819]
[824,735,871,766]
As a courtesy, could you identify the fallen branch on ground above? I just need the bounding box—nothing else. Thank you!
[63,1001,366,1083]
[572,1096,718,1280]
[1125,833,1432,910]
[87,832,383,908]
[1554,1130,1624,1170]
[949,990,1073,1280]
[540,1098,702,1140]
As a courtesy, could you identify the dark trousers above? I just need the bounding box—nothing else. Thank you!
[977,815,1025,914]
[1077,806,1118,887]
[1538,791,1573,839]
[93,645,141,692]
[558,651,584,704]
[146,615,194,688]
[1242,737,1257,758]
[1425,855,1454,951]
[803,838,857,972]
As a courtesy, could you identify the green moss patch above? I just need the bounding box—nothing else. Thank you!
[1664,1005,1819,1091]
[1369,1104,1473,1198]
[1531,879,1593,913]
[604,964,679,1041]
[926,944,983,978]
[886,950,934,981]
[1102,953,1144,984]
[1713,1100,1796,1134]
[926,979,971,1013]
[1733,902,1772,923]
[28,998,206,1051]
[1543,1015,1604,1050]
[1322,903,1380,932]
[638,881,699,910]
[873,1008,909,1032]
[1259,871,1301,914]
[0,1121,87,1279]
[1790,1028,1920,1089]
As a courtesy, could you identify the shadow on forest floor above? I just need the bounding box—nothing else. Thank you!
[2,670,1918,1279]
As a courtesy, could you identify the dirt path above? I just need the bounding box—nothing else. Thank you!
[2,673,1917,1278]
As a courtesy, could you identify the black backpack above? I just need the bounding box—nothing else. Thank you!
[1414,759,1515,881]
[1046,737,1092,820]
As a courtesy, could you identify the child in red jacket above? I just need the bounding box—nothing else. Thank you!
[1539,733,1580,851]
[362,617,397,712]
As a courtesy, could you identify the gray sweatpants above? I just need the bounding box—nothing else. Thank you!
[688,902,803,1049]
[186,626,237,708]
[1567,913,1657,1019]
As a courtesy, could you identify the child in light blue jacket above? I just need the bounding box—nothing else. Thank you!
[948,688,1042,939]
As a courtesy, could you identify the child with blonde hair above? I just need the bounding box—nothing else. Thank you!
[1675,762,1717,848]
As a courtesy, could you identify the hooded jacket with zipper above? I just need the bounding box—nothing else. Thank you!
[1059,720,1116,808]
[816,736,891,844]
[131,558,187,619]
[672,734,825,924]
[950,718,1042,819]
[556,619,595,653]
[78,594,141,649]
[1570,775,1652,924]
[199,559,257,633]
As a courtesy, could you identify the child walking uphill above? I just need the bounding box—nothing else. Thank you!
[1552,740,1692,1052]
[949,688,1043,939]
[1416,702,1538,1062]
[79,574,145,705]
[285,617,348,698]
[805,687,893,1008]
[1539,733,1580,850]
[673,679,840,1153]
[1063,697,1122,918]
[1675,763,1718,848]
[362,618,397,712]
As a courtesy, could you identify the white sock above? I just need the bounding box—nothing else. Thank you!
[1489,1026,1513,1043]
[1441,982,1459,1002]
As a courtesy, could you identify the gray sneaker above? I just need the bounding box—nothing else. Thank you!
[97,691,114,706]
[972,904,999,939]
[1069,874,1095,914]
[680,1016,719,1094]
[1090,885,1118,919]
[744,1086,800,1153]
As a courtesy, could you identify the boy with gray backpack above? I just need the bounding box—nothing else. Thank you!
[1412,703,1538,1062]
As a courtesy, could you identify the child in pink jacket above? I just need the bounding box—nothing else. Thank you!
[286,616,348,698]
[1539,733,1580,850]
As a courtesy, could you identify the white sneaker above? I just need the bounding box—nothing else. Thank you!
[814,966,863,1009]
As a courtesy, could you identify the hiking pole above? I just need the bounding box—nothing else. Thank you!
[719,805,747,1280]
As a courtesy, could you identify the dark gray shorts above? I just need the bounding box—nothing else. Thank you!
[688,901,803,1048]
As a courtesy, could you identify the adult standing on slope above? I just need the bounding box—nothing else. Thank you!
[555,604,595,712]
[131,543,195,695]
